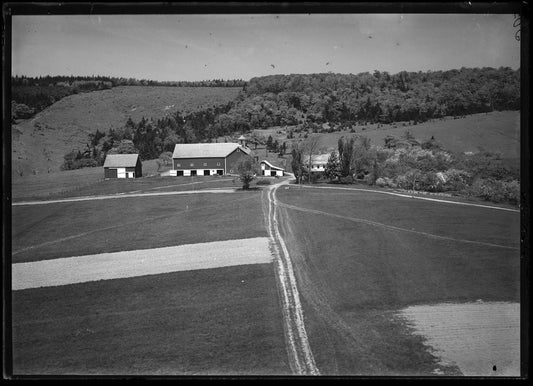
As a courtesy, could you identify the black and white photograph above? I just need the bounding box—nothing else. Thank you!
[3,2,528,379]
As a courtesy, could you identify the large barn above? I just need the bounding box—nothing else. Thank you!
[103,153,142,179]
[170,143,252,176]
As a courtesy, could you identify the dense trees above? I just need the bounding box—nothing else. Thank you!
[229,67,519,130]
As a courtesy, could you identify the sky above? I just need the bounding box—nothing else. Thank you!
[11,13,521,82]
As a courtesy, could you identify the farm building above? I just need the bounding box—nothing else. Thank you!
[302,153,333,173]
[103,153,142,179]
[260,160,285,177]
[170,143,252,176]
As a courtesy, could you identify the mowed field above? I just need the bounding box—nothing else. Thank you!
[274,185,520,375]
[11,188,291,375]
[12,86,242,176]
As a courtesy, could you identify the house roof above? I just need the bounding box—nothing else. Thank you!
[103,153,140,168]
[172,143,251,159]
[238,135,246,140]
[302,153,332,164]
[261,160,285,170]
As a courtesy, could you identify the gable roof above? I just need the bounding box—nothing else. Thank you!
[172,143,251,159]
[302,153,332,164]
[261,160,285,170]
[103,153,140,168]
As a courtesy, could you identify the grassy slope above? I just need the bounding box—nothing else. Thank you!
[253,110,520,160]
[12,190,266,262]
[12,86,242,176]
[275,187,519,375]
[12,264,289,375]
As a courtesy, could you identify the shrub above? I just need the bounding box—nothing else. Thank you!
[339,175,354,184]
[256,179,271,185]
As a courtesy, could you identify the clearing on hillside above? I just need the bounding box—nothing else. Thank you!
[12,86,242,175]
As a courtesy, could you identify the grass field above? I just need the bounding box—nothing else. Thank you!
[274,186,520,375]
[12,264,289,375]
[12,86,242,176]
[12,190,266,263]
[11,164,237,201]
[11,187,292,375]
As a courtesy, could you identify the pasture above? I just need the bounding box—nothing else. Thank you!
[274,185,520,375]
[11,166,237,202]
[11,188,291,375]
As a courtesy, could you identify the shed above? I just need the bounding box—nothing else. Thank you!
[260,160,285,177]
[103,154,142,179]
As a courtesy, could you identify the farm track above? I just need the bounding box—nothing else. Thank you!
[263,178,320,375]
[276,201,518,251]
[12,188,237,206]
[300,185,520,213]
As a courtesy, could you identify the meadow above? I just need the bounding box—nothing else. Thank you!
[274,185,520,375]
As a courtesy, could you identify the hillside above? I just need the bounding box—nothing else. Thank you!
[12,86,242,176]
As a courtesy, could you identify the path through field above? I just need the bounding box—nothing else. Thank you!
[262,178,320,375]
[12,188,237,206]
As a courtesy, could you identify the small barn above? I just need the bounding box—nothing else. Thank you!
[260,160,285,177]
[103,154,142,179]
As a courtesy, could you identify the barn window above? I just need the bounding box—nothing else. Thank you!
[190,163,194,167]
[176,163,181,167]
[216,162,221,166]
[203,163,207,167]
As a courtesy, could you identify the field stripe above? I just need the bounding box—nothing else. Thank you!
[278,201,518,251]
[12,188,237,206]
[12,237,271,290]
[297,185,520,213]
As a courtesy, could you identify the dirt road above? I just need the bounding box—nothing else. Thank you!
[262,178,320,375]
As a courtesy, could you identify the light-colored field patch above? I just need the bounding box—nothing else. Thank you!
[13,237,272,290]
[399,301,520,376]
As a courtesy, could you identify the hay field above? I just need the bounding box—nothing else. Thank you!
[399,301,520,376]
[13,237,272,290]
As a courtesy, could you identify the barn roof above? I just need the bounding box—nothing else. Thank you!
[103,153,140,168]
[261,160,285,170]
[172,143,251,159]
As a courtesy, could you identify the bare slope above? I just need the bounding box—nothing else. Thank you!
[12,86,242,176]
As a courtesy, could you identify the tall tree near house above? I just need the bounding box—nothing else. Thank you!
[291,143,304,184]
[324,151,341,182]
[338,136,355,177]
[302,135,321,183]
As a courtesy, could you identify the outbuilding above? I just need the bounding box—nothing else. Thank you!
[103,153,142,179]
[260,160,285,177]
[171,143,251,176]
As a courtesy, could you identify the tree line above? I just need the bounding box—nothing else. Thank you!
[290,132,520,206]
[215,67,519,132]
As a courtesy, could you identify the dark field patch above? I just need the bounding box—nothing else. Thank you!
[12,264,289,375]
[12,191,266,262]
